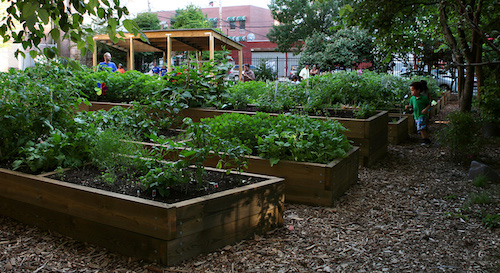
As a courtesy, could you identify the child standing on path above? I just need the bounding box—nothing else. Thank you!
[407,81,432,145]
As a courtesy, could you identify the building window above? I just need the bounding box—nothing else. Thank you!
[209,18,218,28]
[239,20,245,30]
[230,21,236,30]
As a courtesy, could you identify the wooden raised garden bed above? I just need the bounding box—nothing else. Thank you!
[140,142,360,207]
[0,167,284,265]
[78,101,133,112]
[180,108,388,167]
[388,114,409,144]
[78,102,385,166]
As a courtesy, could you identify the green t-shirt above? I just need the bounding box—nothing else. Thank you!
[409,95,430,120]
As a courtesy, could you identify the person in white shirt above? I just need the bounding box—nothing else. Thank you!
[299,64,310,80]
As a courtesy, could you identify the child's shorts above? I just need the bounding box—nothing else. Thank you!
[415,116,428,133]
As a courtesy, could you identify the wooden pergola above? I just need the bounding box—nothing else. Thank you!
[92,28,244,76]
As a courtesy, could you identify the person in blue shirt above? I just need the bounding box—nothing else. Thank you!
[160,65,167,77]
[98,52,117,72]
[151,62,160,75]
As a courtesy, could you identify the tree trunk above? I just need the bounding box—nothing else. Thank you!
[460,65,475,112]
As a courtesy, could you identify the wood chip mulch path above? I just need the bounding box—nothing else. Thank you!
[1,95,499,272]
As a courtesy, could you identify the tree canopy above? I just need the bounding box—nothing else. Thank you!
[133,12,161,31]
[0,0,144,59]
[348,0,500,112]
[267,0,344,52]
[299,27,374,70]
[170,4,210,29]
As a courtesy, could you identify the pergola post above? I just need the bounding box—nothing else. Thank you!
[129,37,135,71]
[163,51,166,67]
[198,51,202,72]
[238,50,243,81]
[126,51,130,70]
[166,34,172,72]
[208,32,214,60]
[93,38,98,70]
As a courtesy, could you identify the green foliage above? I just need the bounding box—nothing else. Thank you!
[0,59,91,171]
[223,70,439,115]
[482,214,500,229]
[170,4,210,29]
[469,192,491,204]
[254,61,277,82]
[353,103,376,119]
[133,12,161,30]
[300,27,374,70]
[479,65,500,124]
[88,128,144,176]
[473,174,489,188]
[436,111,483,161]
[268,0,344,52]
[155,62,231,108]
[0,0,144,59]
[225,81,270,109]
[0,59,242,197]
[141,132,248,197]
[74,68,167,103]
[75,102,182,142]
[13,126,93,173]
[187,113,352,165]
[256,82,306,112]
[347,1,443,69]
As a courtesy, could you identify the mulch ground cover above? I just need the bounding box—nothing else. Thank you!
[1,95,499,272]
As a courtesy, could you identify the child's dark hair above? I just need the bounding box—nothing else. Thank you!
[410,81,423,91]
[420,80,428,92]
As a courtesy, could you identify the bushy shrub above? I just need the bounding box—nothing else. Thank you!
[226,81,270,109]
[0,60,91,171]
[74,69,167,103]
[436,111,483,161]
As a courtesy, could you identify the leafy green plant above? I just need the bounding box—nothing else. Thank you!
[444,194,458,200]
[74,68,168,103]
[221,70,440,114]
[139,132,248,197]
[473,174,489,188]
[187,112,352,165]
[0,60,93,172]
[469,192,491,204]
[436,111,483,161]
[225,81,270,109]
[156,61,231,108]
[482,213,500,228]
[354,103,376,119]
[254,60,277,82]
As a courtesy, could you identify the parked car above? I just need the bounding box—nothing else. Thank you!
[398,70,456,91]
[226,64,256,81]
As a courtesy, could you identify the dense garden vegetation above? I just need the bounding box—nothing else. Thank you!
[0,59,355,197]
[224,71,442,116]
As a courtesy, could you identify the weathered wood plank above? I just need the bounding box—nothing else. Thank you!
[388,114,409,144]
[326,147,359,199]
[175,180,284,237]
[0,196,170,264]
[0,168,176,240]
[166,205,281,265]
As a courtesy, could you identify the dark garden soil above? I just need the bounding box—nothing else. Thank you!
[47,165,266,204]
[1,95,499,272]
